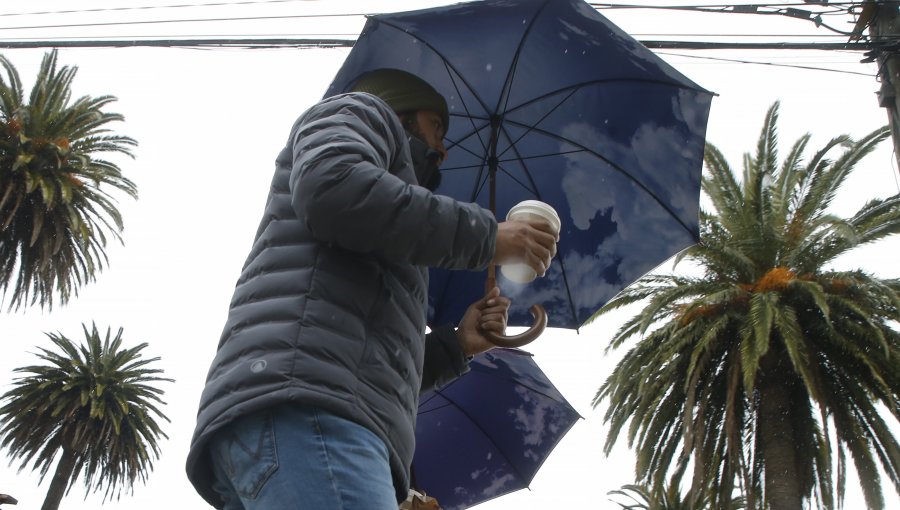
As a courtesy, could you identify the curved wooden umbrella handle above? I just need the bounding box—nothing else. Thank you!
[484,303,547,348]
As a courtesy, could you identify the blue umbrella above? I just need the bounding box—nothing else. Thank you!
[414,348,580,509]
[325,0,714,333]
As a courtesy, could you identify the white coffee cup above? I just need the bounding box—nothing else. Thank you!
[500,200,561,283]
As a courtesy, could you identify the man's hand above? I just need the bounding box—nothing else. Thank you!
[492,220,558,277]
[456,286,511,357]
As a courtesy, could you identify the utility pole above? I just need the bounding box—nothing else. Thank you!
[862,1,900,173]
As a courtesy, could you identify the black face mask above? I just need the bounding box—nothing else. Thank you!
[407,134,442,192]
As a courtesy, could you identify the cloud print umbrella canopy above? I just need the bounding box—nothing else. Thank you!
[326,0,713,330]
[414,348,580,509]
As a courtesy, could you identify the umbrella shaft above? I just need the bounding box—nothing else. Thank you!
[487,115,501,214]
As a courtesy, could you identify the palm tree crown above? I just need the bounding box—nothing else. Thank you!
[0,49,137,311]
[0,324,171,510]
[592,102,900,510]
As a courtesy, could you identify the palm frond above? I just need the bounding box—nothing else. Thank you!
[594,101,900,509]
[0,50,137,311]
[0,324,172,502]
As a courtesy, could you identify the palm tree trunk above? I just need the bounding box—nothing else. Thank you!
[41,447,77,510]
[757,350,803,510]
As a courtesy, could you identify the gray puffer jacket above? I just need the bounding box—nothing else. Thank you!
[186,92,497,507]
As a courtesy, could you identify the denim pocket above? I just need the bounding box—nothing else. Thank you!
[215,411,279,500]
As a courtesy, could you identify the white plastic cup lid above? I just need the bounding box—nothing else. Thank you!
[506,200,561,233]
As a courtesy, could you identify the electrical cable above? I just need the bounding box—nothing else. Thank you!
[0,32,360,41]
[0,1,883,56]
[630,33,861,38]
[589,1,864,36]
[0,0,333,18]
[0,12,368,32]
[2,38,894,51]
[0,1,870,47]
[657,50,876,76]
[590,2,879,11]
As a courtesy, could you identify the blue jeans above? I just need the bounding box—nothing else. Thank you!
[208,404,398,510]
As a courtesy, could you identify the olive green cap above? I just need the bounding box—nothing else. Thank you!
[350,68,449,132]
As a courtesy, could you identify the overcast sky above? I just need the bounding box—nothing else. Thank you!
[2,1,900,509]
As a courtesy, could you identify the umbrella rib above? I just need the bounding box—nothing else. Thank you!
[446,116,490,155]
[435,389,534,487]
[375,16,492,117]
[497,158,580,327]
[492,159,539,197]
[459,121,585,327]
[440,117,495,201]
[501,116,700,239]
[442,350,581,411]
[416,401,457,416]
[557,254,581,331]
[372,11,501,208]
[469,363,580,414]
[493,0,555,116]
[443,119,492,167]
[496,85,581,163]
[439,149,587,173]
[505,77,709,117]
[443,57,491,159]
[497,77,707,217]
[491,87,581,203]
[493,119,585,329]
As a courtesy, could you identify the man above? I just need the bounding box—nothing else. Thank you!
[186,69,558,509]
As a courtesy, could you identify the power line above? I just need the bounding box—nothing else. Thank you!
[1,32,862,42]
[641,40,895,50]
[0,1,875,19]
[0,12,367,32]
[590,2,872,11]
[631,32,860,38]
[0,2,873,49]
[590,1,865,36]
[0,0,333,18]
[0,2,862,34]
[657,50,875,76]
[1,37,895,51]
[0,2,886,54]
[0,32,360,41]
[0,38,354,49]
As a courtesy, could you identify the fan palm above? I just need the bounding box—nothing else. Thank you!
[592,102,900,510]
[0,49,137,311]
[0,323,171,510]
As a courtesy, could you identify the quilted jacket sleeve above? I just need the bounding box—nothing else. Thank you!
[420,325,471,392]
[289,92,496,270]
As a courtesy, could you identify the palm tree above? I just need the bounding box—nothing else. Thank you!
[592,102,900,510]
[0,323,171,510]
[608,481,746,510]
[0,49,137,311]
